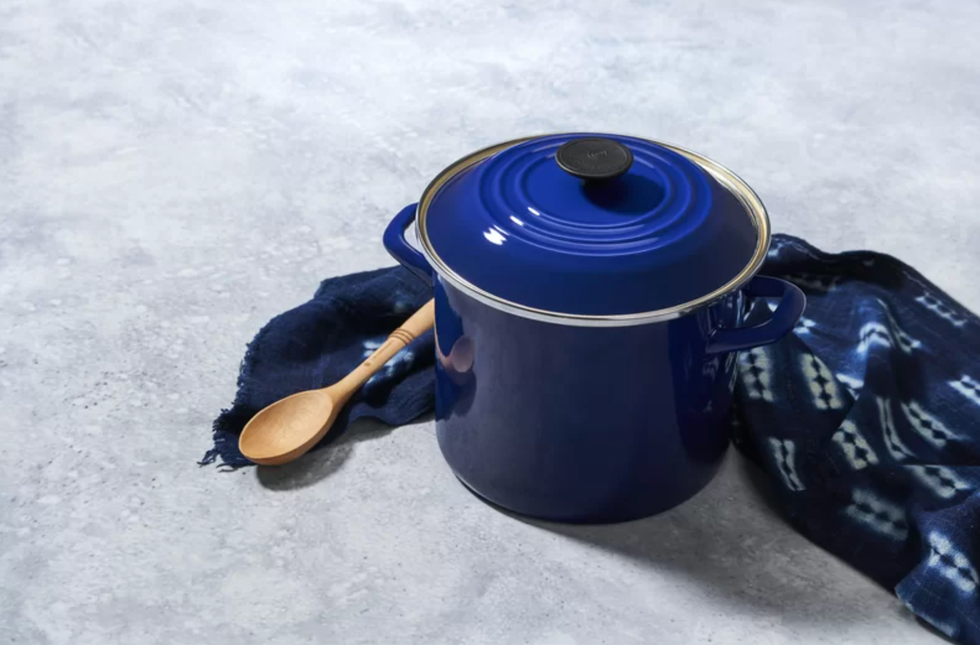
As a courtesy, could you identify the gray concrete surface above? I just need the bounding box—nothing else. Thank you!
[2,0,979,643]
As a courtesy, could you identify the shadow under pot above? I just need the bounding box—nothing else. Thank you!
[383,133,804,523]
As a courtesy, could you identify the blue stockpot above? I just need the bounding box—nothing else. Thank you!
[384,134,805,523]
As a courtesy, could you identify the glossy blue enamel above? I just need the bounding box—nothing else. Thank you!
[423,133,759,315]
[386,199,805,523]
[432,275,744,522]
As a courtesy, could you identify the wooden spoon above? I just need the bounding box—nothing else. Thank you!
[238,299,435,466]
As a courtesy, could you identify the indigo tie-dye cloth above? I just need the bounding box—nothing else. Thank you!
[204,234,980,644]
[201,266,437,469]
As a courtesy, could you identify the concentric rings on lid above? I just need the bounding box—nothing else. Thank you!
[419,133,767,317]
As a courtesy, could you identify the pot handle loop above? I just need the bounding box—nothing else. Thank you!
[705,276,806,355]
[383,203,433,285]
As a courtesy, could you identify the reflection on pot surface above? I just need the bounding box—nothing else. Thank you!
[384,133,805,523]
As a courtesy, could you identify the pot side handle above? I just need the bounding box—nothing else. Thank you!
[705,276,806,355]
[384,203,433,285]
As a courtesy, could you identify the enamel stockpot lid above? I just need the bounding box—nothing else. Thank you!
[418,133,770,319]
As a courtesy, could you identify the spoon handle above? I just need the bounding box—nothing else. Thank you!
[334,299,435,395]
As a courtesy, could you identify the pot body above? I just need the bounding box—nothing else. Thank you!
[433,273,744,523]
[386,202,804,523]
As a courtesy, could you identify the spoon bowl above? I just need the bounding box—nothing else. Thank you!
[239,389,339,466]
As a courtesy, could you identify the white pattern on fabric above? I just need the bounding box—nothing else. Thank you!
[832,420,878,470]
[917,292,968,328]
[927,533,979,593]
[857,313,919,354]
[877,299,922,353]
[738,347,773,402]
[877,397,914,460]
[795,317,817,335]
[768,438,805,491]
[362,338,415,386]
[784,272,839,292]
[836,373,864,399]
[910,466,971,499]
[950,375,980,408]
[857,322,892,354]
[900,400,960,448]
[800,353,843,409]
[844,488,908,541]
[725,235,980,641]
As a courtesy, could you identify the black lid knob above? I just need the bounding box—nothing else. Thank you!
[555,137,634,180]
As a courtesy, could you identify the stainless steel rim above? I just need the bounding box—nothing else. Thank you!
[416,133,771,328]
